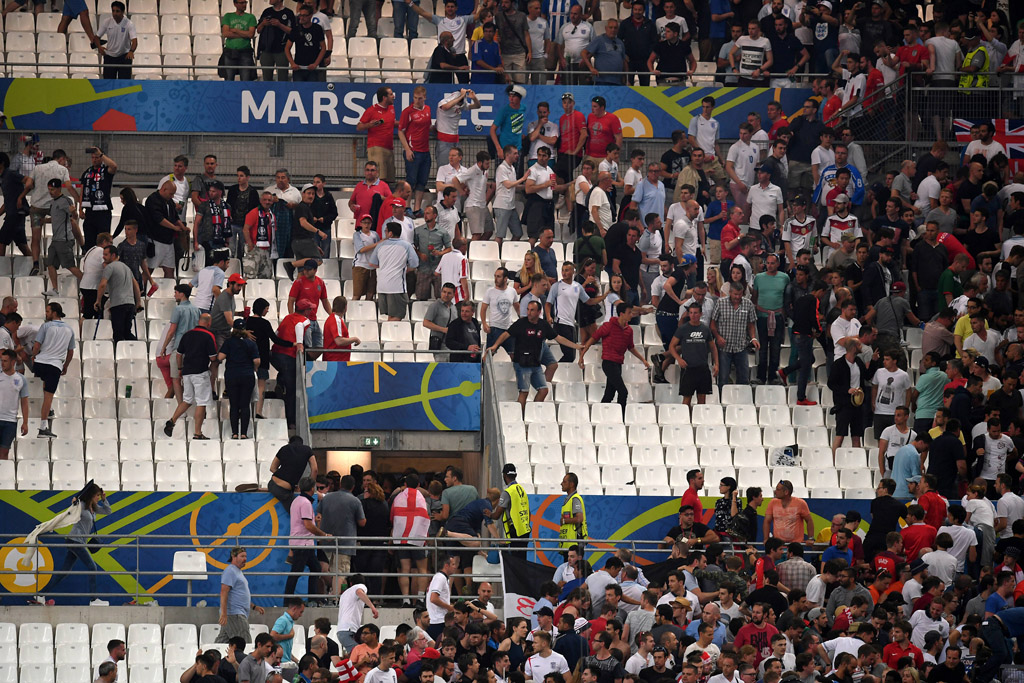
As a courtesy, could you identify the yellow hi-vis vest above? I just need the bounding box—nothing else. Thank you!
[503,482,532,539]
[559,492,588,548]
[959,45,990,89]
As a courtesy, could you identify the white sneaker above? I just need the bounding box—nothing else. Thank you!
[89,599,109,606]
[43,289,58,297]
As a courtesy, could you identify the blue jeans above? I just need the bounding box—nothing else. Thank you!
[393,0,419,38]
[49,541,99,598]
[917,289,938,322]
[756,313,784,383]
[406,150,431,191]
[656,313,678,349]
[487,327,514,354]
[718,350,749,388]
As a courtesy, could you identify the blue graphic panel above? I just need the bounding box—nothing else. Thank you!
[306,361,481,431]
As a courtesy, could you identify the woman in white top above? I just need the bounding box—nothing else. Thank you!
[570,159,595,233]
[604,274,627,321]
[964,483,996,569]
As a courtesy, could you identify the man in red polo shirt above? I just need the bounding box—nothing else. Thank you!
[398,85,432,218]
[583,95,622,171]
[357,86,397,183]
[900,502,936,561]
[348,161,392,234]
[288,259,331,351]
[881,621,923,670]
[555,92,587,186]
[578,300,649,417]
[897,26,928,80]
[323,295,360,362]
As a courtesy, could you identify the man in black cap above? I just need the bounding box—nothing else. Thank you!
[489,463,531,547]
[192,178,232,268]
[290,183,327,276]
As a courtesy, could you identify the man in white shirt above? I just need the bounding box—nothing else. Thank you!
[588,173,614,233]
[524,631,569,681]
[337,575,380,652]
[526,102,559,163]
[688,96,726,184]
[729,19,773,86]
[436,187,462,243]
[96,1,138,79]
[877,406,915,478]
[493,146,527,244]
[556,4,593,74]
[964,121,1007,162]
[977,419,1017,489]
[908,599,950,651]
[584,557,622,615]
[624,631,654,675]
[871,350,911,435]
[369,223,420,321]
[436,238,470,303]
[546,262,592,363]
[481,267,518,351]
[726,123,758,216]
[28,149,79,276]
[453,151,493,240]
[31,302,76,439]
[436,146,466,211]
[915,163,949,214]
[435,90,480,162]
[747,166,784,230]
[830,300,862,360]
[996,474,1024,539]
[425,554,460,639]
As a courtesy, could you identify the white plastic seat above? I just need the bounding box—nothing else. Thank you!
[526,422,560,445]
[762,426,797,448]
[561,444,596,467]
[792,405,824,427]
[156,462,190,491]
[601,464,634,487]
[658,403,690,424]
[187,440,221,463]
[690,405,723,425]
[532,463,565,491]
[19,623,53,648]
[739,466,772,489]
[87,460,121,490]
[664,445,699,468]
[806,468,840,489]
[16,439,50,462]
[759,405,791,426]
[529,443,562,465]
[733,447,767,467]
[16,460,49,489]
[802,447,835,468]
[86,418,119,441]
[198,624,221,645]
[624,403,656,424]
[49,438,84,462]
[704,466,736,484]
[695,424,728,446]
[840,468,873,490]
[797,427,830,448]
[662,425,694,446]
[631,445,663,465]
[51,460,86,490]
[4,14,34,32]
[596,444,630,466]
[154,440,188,462]
[845,487,875,499]
[594,424,627,445]
[164,624,198,650]
[720,384,753,405]
[121,462,155,491]
[754,385,787,405]
[771,466,805,487]
[591,403,624,425]
[190,462,224,491]
[628,425,661,446]
[556,402,589,425]
[699,445,732,467]
[55,623,89,647]
[224,461,258,490]
[724,405,757,426]
[835,447,867,469]
[729,425,762,448]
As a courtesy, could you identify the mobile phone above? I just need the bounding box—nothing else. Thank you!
[85,147,98,154]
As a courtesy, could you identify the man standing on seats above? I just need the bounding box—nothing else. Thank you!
[546,261,596,363]
[31,302,74,439]
[669,302,718,407]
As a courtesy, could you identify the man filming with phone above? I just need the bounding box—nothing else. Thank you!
[80,146,119,249]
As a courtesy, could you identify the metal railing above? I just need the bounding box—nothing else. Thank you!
[0,531,724,604]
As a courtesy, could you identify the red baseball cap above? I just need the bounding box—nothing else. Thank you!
[227,273,247,285]
[388,197,407,208]
[296,298,316,313]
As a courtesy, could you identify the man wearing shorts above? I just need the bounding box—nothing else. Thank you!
[369,222,419,321]
[146,179,188,279]
[30,302,75,439]
[42,178,84,297]
[669,302,718,407]
[488,300,580,409]
[0,349,28,460]
[493,145,527,243]
[165,313,217,440]
[0,152,31,257]
[29,150,78,277]
[161,284,200,404]
[398,86,432,217]
[453,151,494,240]
[57,0,103,53]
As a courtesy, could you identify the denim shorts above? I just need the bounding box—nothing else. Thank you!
[514,363,547,392]
[406,150,432,191]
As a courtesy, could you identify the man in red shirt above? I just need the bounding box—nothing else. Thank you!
[555,92,587,185]
[873,531,905,576]
[897,26,928,80]
[348,161,392,234]
[578,301,649,417]
[916,474,947,529]
[398,85,432,218]
[679,469,704,520]
[820,78,842,125]
[765,101,788,140]
[719,206,744,275]
[323,295,360,362]
[900,502,937,561]
[881,621,923,670]
[288,259,331,349]
[272,298,315,427]
[583,95,622,172]
[357,86,397,183]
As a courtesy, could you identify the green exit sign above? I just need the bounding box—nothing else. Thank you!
[361,436,381,448]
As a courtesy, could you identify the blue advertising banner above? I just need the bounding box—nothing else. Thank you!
[0,79,812,137]
[0,491,870,605]
[306,360,481,431]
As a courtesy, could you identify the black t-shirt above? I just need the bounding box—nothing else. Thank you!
[958,180,983,212]
[745,586,788,621]
[146,191,179,244]
[927,663,966,683]
[427,45,465,83]
[582,654,627,683]
[305,637,340,668]
[258,6,295,52]
[610,244,643,290]
[273,442,314,485]
[176,327,217,376]
[290,22,325,65]
[666,522,711,543]
[220,336,260,381]
[292,201,316,243]
[661,149,689,191]
[768,32,803,72]
[656,267,689,316]
[507,317,557,367]
[0,169,26,225]
[963,226,999,256]
[217,660,236,683]
[653,40,690,74]
[604,221,629,255]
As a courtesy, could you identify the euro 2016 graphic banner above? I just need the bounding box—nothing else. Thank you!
[306,361,481,431]
[0,78,811,137]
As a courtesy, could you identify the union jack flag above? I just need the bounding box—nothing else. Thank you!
[953,118,1024,172]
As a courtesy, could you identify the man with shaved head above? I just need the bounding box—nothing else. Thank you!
[589,172,615,233]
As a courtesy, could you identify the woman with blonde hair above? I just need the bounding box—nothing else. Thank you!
[705,265,724,298]
[515,251,543,296]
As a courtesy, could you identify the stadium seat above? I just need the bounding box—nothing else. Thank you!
[771,467,804,487]
[52,461,86,490]
[720,384,753,404]
[596,444,630,466]
[631,445,663,466]
[190,462,224,491]
[835,448,867,469]
[16,460,49,489]
[840,469,873,490]
[562,444,596,467]
[121,462,155,491]
[806,468,840,489]
[156,462,190,491]
[691,405,723,425]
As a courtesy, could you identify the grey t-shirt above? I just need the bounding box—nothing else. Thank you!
[672,322,713,368]
[873,295,911,339]
[210,290,236,338]
[925,207,958,233]
[441,483,479,517]
[424,299,455,340]
[102,260,136,307]
[238,655,267,683]
[319,490,366,555]
[48,195,76,242]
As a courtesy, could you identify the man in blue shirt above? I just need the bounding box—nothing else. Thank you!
[820,528,855,568]
[216,547,266,643]
[891,434,930,498]
[976,605,1024,682]
[581,18,627,85]
[270,597,306,665]
[471,22,504,84]
[631,163,667,224]
[490,85,526,161]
